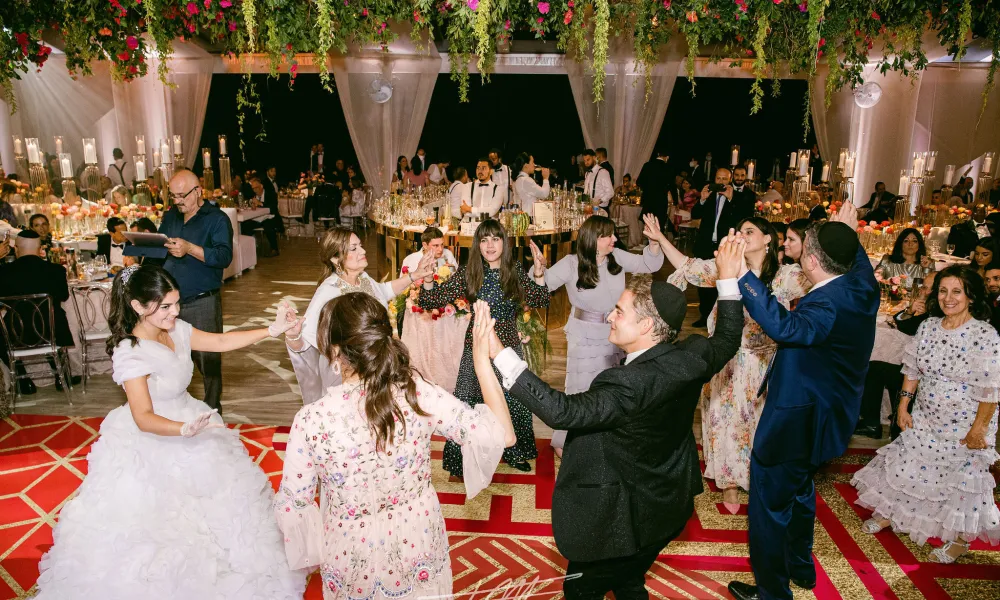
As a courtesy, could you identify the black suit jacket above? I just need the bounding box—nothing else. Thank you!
[507,299,744,562]
[892,309,929,337]
[95,234,130,264]
[863,191,895,211]
[600,160,615,187]
[0,256,73,348]
[690,194,752,259]
[636,159,671,220]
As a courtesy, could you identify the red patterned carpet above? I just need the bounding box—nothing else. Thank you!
[1,414,998,599]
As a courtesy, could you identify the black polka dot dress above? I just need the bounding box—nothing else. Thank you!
[851,317,1000,546]
[418,261,550,476]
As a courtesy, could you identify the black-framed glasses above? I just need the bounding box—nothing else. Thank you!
[169,186,201,202]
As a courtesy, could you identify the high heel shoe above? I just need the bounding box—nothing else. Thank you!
[929,541,969,564]
[508,460,532,472]
[861,517,889,534]
[722,489,741,514]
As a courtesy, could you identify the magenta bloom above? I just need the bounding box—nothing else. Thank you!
[228,21,237,31]
[220,0,231,6]
[362,7,368,16]
[466,0,478,10]
[799,2,807,11]
[203,0,211,8]
[126,35,139,49]
[186,2,199,15]
[504,19,511,30]
[537,1,549,14]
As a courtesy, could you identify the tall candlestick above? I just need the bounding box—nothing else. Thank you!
[746,159,756,180]
[173,134,183,155]
[134,155,147,181]
[153,150,161,168]
[844,153,856,178]
[160,140,170,163]
[943,164,956,187]
[797,150,809,177]
[984,152,995,175]
[218,135,228,156]
[12,136,22,156]
[202,148,211,169]
[926,150,937,173]
[83,138,98,164]
[25,138,40,164]
[135,135,146,156]
[838,148,846,170]
[59,153,73,179]
[899,170,910,196]
[53,136,64,156]
[730,145,739,167]
[789,152,797,168]
[820,161,831,183]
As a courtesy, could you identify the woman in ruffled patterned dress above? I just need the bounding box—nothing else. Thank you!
[852,266,1000,564]
[274,293,516,599]
[662,216,811,512]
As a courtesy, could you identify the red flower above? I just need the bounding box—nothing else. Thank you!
[220,0,232,6]
[871,10,880,21]
[116,51,131,61]
[228,21,237,31]
[563,10,573,24]
[204,0,211,7]
[401,266,409,274]
[686,10,697,22]
[186,2,199,15]
[818,38,826,48]
[98,27,112,36]
[126,36,139,50]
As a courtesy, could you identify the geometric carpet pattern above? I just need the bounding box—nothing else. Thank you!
[2,415,999,600]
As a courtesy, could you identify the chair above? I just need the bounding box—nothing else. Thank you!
[314,218,340,241]
[69,283,112,393]
[279,194,304,238]
[0,293,74,404]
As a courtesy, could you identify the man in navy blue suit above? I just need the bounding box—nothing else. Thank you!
[722,203,879,600]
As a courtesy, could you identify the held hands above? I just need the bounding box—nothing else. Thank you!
[715,228,747,280]
[528,240,546,277]
[829,201,859,231]
[472,300,505,360]
[165,238,192,258]
[960,426,989,450]
[268,301,303,338]
[180,410,224,437]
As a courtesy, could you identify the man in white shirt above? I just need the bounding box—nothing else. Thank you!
[448,167,472,216]
[511,154,551,216]
[582,149,613,209]
[759,180,784,204]
[463,158,501,220]
[489,148,512,208]
[428,159,450,185]
[106,148,133,190]
[400,227,458,277]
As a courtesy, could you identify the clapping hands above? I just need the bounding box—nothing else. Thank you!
[411,251,437,284]
[715,228,748,280]
[528,240,546,277]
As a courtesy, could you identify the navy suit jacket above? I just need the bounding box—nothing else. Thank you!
[739,244,879,466]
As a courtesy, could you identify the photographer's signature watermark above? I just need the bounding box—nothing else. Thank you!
[418,573,581,600]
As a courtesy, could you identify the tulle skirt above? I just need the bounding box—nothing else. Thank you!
[34,395,307,599]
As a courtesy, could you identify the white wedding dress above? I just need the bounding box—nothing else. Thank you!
[34,319,306,599]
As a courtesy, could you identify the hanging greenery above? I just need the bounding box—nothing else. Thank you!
[1,0,999,127]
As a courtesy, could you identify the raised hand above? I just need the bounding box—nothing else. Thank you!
[715,232,747,280]
[411,251,437,282]
[528,240,546,277]
[180,410,224,437]
[642,213,665,243]
[829,201,859,230]
[268,301,302,337]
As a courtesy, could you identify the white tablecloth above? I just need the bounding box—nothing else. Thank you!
[869,315,912,365]
[400,313,470,394]
[237,207,271,222]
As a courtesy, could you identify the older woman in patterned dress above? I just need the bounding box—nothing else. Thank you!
[419,219,550,474]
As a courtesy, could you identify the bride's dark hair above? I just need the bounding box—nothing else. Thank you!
[106,265,180,357]
[317,292,428,453]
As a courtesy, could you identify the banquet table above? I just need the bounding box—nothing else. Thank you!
[400,313,470,394]
[237,207,272,222]
[278,195,306,218]
[610,203,643,248]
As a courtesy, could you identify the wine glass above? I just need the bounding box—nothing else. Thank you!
[946,243,956,256]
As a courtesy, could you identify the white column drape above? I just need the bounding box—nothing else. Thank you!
[331,46,441,197]
[567,37,685,182]
[166,68,214,168]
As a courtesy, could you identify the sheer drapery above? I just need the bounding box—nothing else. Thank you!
[167,67,214,168]
[567,37,685,183]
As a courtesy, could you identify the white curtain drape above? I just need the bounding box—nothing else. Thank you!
[166,68,214,168]
[567,37,685,181]
[331,28,441,196]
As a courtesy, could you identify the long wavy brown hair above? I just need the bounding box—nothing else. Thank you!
[466,219,524,305]
[316,292,427,453]
[317,227,356,285]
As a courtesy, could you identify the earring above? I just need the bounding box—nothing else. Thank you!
[332,359,341,375]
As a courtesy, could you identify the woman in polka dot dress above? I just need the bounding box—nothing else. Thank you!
[419,219,550,474]
[852,266,1000,564]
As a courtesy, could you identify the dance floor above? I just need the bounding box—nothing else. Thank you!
[1,414,998,599]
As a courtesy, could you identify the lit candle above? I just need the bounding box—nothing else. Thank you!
[789,152,797,168]
[820,162,831,182]
[943,164,956,187]
[59,154,72,179]
[797,151,809,177]
[730,145,739,166]
[218,135,227,156]
[173,134,182,155]
[838,148,846,170]
[135,135,145,156]
[54,136,63,155]
[984,152,995,175]
[844,155,856,178]
[746,159,755,180]
[926,151,937,173]
[912,153,924,178]
[135,156,147,181]
[899,171,910,196]
[160,140,170,163]
[13,137,22,156]
[153,150,161,168]
[83,138,97,164]
[25,138,40,164]
[203,149,211,168]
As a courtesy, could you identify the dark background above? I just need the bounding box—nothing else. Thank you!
[199,73,817,186]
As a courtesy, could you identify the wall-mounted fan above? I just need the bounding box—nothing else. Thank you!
[368,76,393,104]
[854,81,883,108]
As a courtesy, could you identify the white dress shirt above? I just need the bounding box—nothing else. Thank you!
[107,159,133,189]
[469,180,502,219]
[109,242,125,268]
[716,273,840,299]
[448,180,471,215]
[584,164,614,208]
[512,172,551,215]
[491,164,512,207]
[428,164,446,184]
[400,248,458,277]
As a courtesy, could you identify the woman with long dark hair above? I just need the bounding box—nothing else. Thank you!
[874,227,933,288]
[419,219,550,473]
[34,264,306,599]
[288,227,435,403]
[853,266,1000,563]
[404,154,430,189]
[274,294,515,598]
[539,214,665,456]
[782,218,810,265]
[661,216,810,512]
[392,155,409,183]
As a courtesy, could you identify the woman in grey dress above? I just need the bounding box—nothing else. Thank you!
[535,214,665,455]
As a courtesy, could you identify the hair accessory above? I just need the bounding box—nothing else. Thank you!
[120,264,140,285]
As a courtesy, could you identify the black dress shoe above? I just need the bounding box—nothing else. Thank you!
[692,318,708,328]
[727,581,759,600]
[853,424,882,440]
[792,578,816,590]
[18,378,37,395]
[508,460,532,472]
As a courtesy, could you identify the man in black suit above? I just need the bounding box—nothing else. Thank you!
[731,165,755,207]
[0,230,80,393]
[636,148,671,228]
[596,147,615,186]
[96,216,128,268]
[241,177,280,256]
[687,157,705,189]
[863,181,895,212]
[690,167,752,327]
[488,241,745,600]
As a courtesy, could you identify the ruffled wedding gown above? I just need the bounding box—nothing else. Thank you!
[34,319,306,599]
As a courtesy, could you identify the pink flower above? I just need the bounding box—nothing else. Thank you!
[362,8,368,16]
[798,2,806,11]
[444,304,456,317]
[537,1,549,14]
[504,19,511,30]
[466,0,478,10]
[662,0,670,8]
[563,10,573,24]
[126,35,139,49]
[568,0,574,6]
[220,0,231,6]
[228,21,237,31]
[186,2,199,15]
[204,0,211,8]
[537,16,543,23]
[187,23,196,33]
[772,0,781,4]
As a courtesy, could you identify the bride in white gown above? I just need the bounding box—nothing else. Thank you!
[34,264,307,599]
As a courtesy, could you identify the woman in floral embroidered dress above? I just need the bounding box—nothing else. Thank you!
[663,216,811,512]
[274,294,516,600]
[418,219,550,473]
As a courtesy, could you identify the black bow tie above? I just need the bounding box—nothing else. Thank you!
[478,183,490,187]
[111,243,124,249]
